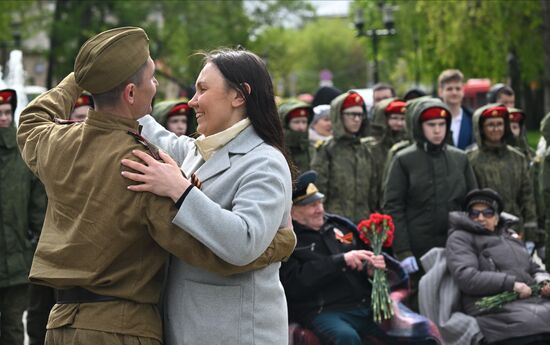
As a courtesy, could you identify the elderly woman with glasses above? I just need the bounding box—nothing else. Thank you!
[446,188,550,345]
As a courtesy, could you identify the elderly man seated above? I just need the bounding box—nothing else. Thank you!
[280,171,440,345]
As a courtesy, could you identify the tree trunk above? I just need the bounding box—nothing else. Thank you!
[542,0,550,115]
[46,0,65,89]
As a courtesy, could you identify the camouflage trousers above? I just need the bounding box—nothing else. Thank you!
[45,328,162,345]
[0,284,28,345]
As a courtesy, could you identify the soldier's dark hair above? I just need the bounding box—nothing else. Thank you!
[372,83,396,97]
[438,69,464,88]
[495,85,514,100]
[200,48,297,180]
[92,60,149,108]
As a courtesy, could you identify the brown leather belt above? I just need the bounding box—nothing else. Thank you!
[56,287,119,304]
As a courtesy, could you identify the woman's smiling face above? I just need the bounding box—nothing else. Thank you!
[189,62,245,137]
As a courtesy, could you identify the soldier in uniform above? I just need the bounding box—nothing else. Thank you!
[467,104,538,246]
[17,27,295,345]
[0,88,47,345]
[311,91,377,223]
[278,100,314,173]
[366,98,407,205]
[151,99,196,137]
[383,97,477,311]
[69,93,93,121]
[508,107,535,161]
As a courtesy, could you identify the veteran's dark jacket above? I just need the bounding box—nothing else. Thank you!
[446,211,550,343]
[17,73,295,341]
[0,122,46,288]
[383,98,477,260]
[280,214,372,324]
[311,92,377,223]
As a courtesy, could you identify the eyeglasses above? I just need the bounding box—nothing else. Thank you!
[468,208,496,219]
[342,112,365,119]
[483,123,504,130]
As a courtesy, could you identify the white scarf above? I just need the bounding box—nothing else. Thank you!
[194,118,251,161]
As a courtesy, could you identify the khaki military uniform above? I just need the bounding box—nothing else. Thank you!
[17,73,295,343]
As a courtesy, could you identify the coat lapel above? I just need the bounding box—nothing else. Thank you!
[195,126,263,183]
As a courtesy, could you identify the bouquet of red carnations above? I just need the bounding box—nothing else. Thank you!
[357,213,395,322]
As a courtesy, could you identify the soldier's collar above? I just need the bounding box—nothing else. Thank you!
[85,109,140,132]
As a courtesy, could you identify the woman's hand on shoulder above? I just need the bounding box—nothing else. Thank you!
[121,150,191,202]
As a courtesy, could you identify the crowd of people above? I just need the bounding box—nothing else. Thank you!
[2,25,550,345]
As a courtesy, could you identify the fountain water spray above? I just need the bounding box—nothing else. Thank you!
[6,50,28,126]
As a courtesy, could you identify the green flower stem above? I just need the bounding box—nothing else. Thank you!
[475,283,543,311]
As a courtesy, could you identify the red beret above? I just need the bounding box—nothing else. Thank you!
[167,103,190,118]
[75,94,93,108]
[481,105,508,119]
[342,93,364,111]
[508,110,524,123]
[0,90,15,106]
[385,100,406,115]
[287,107,310,120]
[419,107,449,122]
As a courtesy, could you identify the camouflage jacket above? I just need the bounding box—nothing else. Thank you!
[383,98,477,260]
[279,100,314,174]
[467,104,537,238]
[311,91,377,223]
[0,124,46,288]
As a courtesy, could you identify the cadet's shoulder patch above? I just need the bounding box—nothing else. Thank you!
[360,136,377,145]
[389,140,410,153]
[314,139,325,150]
[506,145,527,159]
[54,118,84,125]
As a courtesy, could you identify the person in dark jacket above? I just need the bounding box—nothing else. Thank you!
[0,88,47,345]
[383,97,477,311]
[446,188,550,345]
[281,171,400,345]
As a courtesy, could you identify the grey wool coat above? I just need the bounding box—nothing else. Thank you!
[139,115,293,345]
[446,212,550,343]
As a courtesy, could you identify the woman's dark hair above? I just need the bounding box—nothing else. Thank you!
[200,48,297,180]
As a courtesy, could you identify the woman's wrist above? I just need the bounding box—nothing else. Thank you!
[169,181,188,203]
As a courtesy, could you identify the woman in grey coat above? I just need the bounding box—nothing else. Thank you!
[121,49,295,345]
[446,188,550,345]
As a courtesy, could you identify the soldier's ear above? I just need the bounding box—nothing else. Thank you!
[124,83,136,105]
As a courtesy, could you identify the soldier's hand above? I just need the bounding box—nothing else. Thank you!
[122,150,191,202]
[343,250,374,271]
[513,282,532,299]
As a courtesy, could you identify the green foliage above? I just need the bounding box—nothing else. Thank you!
[250,17,368,96]
[354,0,545,88]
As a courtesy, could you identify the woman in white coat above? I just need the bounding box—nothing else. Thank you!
[121,49,295,345]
